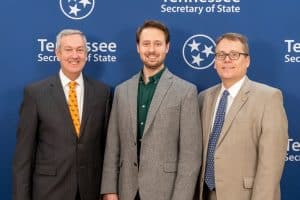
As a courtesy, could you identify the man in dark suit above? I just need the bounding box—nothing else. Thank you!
[101,20,202,200]
[13,29,111,200]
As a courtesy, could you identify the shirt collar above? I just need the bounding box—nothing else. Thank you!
[139,67,166,84]
[59,69,84,88]
[221,76,246,98]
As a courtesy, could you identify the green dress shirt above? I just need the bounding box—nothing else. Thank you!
[137,68,165,155]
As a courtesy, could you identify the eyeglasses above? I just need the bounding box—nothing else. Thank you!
[215,51,249,60]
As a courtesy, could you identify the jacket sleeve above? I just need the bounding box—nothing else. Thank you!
[251,90,288,200]
[13,87,38,200]
[171,85,202,200]
[101,87,120,195]
[99,87,112,194]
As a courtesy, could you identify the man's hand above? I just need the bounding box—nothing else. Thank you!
[102,193,118,200]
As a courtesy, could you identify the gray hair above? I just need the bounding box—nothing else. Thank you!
[55,29,87,50]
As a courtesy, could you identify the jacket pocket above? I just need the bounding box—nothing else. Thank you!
[163,162,178,173]
[35,165,57,176]
[243,177,254,189]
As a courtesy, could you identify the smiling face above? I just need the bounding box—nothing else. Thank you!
[56,34,87,80]
[137,27,169,73]
[214,38,250,88]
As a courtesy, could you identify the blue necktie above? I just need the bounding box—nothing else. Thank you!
[204,90,229,191]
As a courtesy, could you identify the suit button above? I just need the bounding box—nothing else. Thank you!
[134,142,137,146]
[134,162,138,167]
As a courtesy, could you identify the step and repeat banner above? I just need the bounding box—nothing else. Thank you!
[1,0,299,199]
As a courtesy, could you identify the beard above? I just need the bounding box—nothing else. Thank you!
[141,53,165,70]
[143,60,164,70]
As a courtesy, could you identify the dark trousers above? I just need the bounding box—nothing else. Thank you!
[203,183,217,200]
[134,191,140,200]
[76,189,81,200]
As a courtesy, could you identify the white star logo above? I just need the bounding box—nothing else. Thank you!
[69,4,81,16]
[182,34,216,70]
[60,0,95,20]
[79,0,91,8]
[188,40,201,52]
[202,45,214,57]
[192,53,204,66]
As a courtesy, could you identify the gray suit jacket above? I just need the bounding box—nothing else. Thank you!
[13,75,111,200]
[197,77,288,200]
[101,69,202,200]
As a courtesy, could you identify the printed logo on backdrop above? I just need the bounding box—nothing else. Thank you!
[60,0,95,20]
[182,34,215,70]
[160,0,241,15]
[36,38,118,63]
[284,39,300,63]
[285,138,300,162]
[286,137,300,162]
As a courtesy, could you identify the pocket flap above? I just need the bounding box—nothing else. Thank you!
[243,177,254,189]
[35,165,57,176]
[164,162,177,173]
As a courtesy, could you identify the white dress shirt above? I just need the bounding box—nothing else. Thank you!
[211,76,246,129]
[59,70,84,122]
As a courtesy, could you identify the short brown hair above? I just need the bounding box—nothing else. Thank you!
[136,20,170,44]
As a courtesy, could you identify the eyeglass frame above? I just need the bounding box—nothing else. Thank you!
[215,51,249,60]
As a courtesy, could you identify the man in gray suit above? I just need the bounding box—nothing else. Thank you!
[13,29,111,200]
[196,33,288,200]
[101,20,202,200]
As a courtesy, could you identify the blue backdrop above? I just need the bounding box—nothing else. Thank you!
[1,0,299,199]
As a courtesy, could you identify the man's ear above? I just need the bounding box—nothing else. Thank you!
[165,42,170,53]
[55,49,61,61]
[136,44,140,54]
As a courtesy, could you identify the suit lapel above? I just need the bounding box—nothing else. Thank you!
[80,76,94,139]
[216,77,251,147]
[143,69,173,136]
[127,73,139,141]
[203,86,221,156]
[50,75,77,143]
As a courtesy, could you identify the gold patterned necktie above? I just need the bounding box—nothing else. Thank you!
[68,81,80,137]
